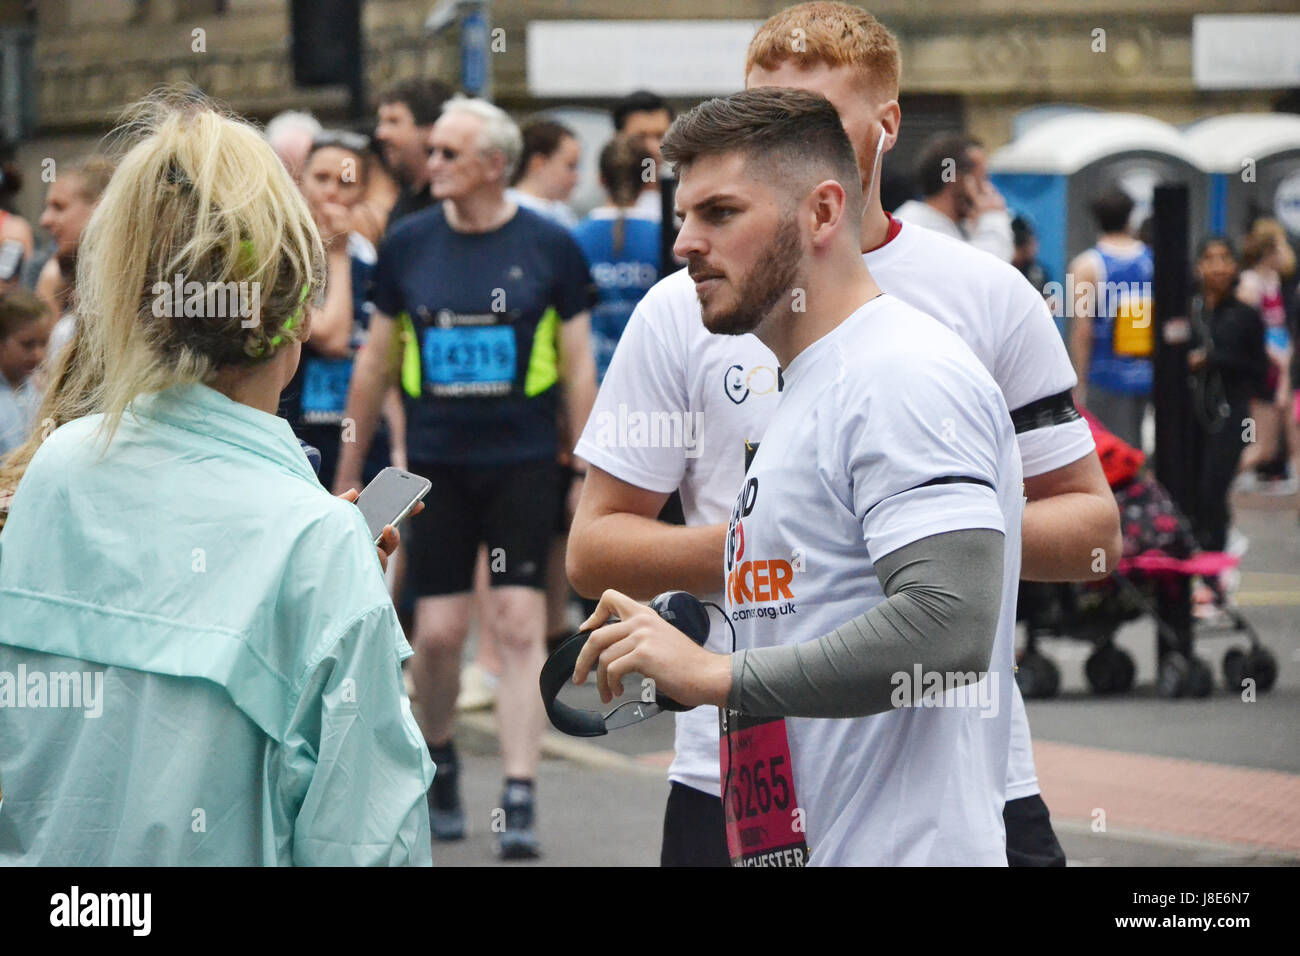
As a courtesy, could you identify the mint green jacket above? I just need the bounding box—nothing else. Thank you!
[0,383,434,865]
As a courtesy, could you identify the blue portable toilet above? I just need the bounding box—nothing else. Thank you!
[1182,113,1300,243]
[989,113,1208,300]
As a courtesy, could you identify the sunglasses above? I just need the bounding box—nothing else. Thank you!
[311,129,370,155]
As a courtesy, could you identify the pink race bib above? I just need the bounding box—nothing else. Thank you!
[719,710,810,867]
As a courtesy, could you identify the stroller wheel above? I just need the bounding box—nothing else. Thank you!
[1247,647,1279,693]
[1015,651,1060,699]
[1186,656,1214,698]
[1155,652,1190,699]
[1222,648,1248,692]
[1085,644,1136,695]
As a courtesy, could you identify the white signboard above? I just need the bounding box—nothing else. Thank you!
[527,20,763,97]
[1193,15,1300,90]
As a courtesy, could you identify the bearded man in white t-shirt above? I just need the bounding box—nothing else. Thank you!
[568,2,1121,867]
[574,85,1024,866]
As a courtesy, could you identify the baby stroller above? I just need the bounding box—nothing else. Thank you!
[1016,411,1278,699]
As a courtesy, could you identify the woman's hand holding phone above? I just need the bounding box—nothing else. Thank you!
[335,488,425,572]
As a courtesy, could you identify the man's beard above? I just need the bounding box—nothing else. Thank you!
[694,214,803,336]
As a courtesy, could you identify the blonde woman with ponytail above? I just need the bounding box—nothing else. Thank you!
[0,92,434,866]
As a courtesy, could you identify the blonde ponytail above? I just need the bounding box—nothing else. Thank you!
[75,88,325,446]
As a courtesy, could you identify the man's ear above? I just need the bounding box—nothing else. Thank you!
[878,100,901,154]
[488,150,510,185]
[809,179,850,248]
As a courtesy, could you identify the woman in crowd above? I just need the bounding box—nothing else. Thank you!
[1188,236,1269,554]
[281,129,403,490]
[572,133,661,384]
[1236,218,1297,493]
[506,118,581,228]
[0,92,433,865]
[34,155,116,361]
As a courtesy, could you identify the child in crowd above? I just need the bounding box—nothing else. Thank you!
[0,289,50,456]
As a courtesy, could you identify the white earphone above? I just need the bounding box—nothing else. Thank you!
[864,122,887,203]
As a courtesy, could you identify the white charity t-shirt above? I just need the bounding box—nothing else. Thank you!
[722,295,1023,865]
[575,219,1094,805]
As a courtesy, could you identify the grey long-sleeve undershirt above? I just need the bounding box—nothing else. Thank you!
[726,528,1005,719]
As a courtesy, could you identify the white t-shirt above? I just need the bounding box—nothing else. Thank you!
[894,198,1014,263]
[505,188,579,230]
[575,219,1093,805]
[723,295,1023,865]
[631,189,664,222]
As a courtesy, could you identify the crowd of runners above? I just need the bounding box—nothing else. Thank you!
[1,1,1294,867]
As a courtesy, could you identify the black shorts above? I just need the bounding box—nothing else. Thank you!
[405,458,560,596]
[1004,793,1067,867]
[554,462,573,536]
[661,782,730,867]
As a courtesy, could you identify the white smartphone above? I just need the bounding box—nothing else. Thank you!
[354,467,431,545]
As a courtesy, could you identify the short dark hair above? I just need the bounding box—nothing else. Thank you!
[377,78,454,127]
[1197,234,1237,261]
[1011,215,1035,248]
[1091,186,1134,234]
[612,90,672,131]
[661,87,862,223]
[916,133,975,197]
[511,119,576,186]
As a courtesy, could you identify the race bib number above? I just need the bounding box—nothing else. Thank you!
[422,324,516,397]
[301,357,352,422]
[1113,292,1153,358]
[719,710,809,867]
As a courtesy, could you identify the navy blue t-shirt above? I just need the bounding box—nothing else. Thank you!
[371,204,594,466]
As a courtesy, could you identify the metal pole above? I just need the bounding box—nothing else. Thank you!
[1151,183,1196,517]
[1150,182,1197,658]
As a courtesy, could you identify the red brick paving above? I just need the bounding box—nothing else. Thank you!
[635,741,1300,853]
[1036,739,1300,852]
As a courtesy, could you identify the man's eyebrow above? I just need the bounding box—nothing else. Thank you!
[675,192,746,219]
